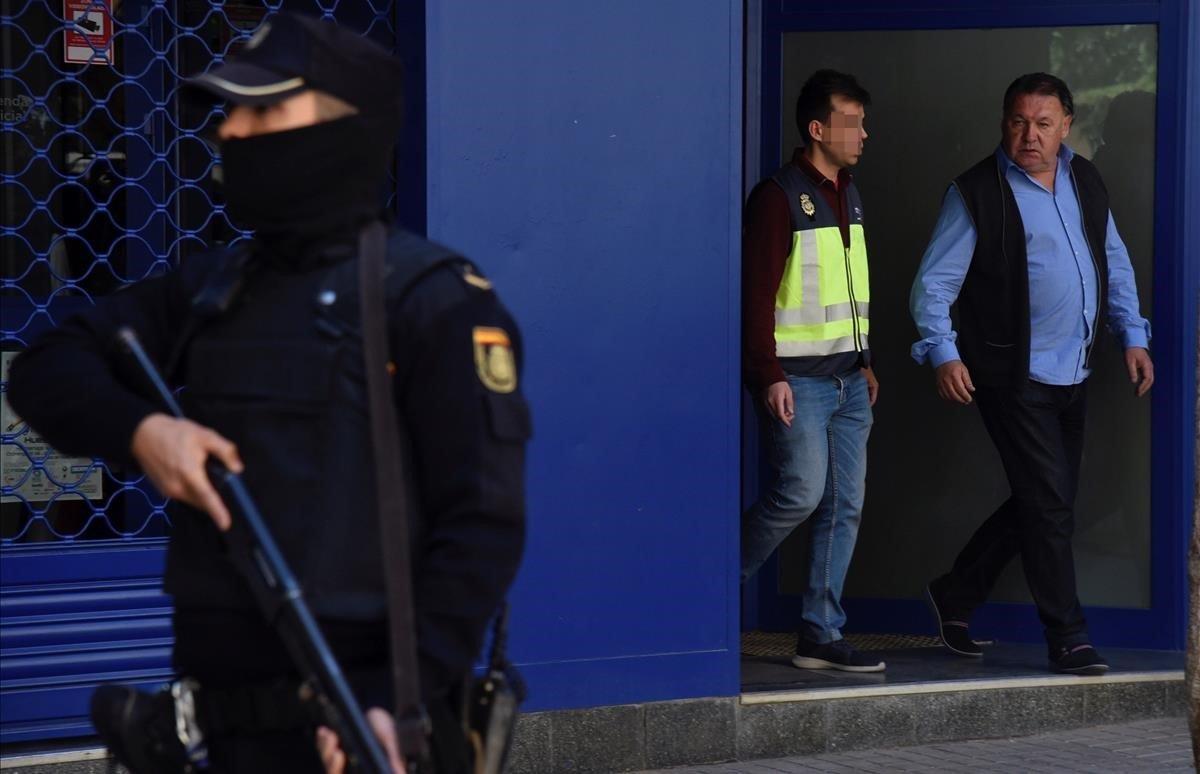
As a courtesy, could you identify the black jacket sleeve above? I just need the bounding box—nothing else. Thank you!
[393,269,529,698]
[6,271,191,467]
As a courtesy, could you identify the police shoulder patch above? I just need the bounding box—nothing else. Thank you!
[473,327,517,393]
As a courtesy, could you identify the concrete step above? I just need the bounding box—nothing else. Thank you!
[0,644,1185,774]
[507,642,1185,773]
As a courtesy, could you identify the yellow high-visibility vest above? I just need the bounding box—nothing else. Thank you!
[771,165,870,358]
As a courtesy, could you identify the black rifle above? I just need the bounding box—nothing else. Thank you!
[110,326,391,774]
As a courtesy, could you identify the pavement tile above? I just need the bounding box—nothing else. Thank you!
[634,717,1197,774]
[783,762,847,774]
[1139,744,1191,754]
[1140,748,1193,758]
[749,761,812,773]
[811,758,868,768]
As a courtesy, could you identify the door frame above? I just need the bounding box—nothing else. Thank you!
[742,0,1199,651]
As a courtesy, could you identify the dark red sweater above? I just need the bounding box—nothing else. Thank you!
[742,148,863,392]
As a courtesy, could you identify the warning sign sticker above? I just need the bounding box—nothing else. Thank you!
[63,0,113,66]
[1,352,104,504]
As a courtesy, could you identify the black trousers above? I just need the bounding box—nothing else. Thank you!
[172,607,472,773]
[938,378,1090,649]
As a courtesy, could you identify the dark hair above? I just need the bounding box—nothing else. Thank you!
[795,70,871,142]
[1003,72,1074,116]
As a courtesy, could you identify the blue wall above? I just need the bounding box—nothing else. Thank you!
[425,2,744,710]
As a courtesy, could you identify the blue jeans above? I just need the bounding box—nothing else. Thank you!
[742,371,873,644]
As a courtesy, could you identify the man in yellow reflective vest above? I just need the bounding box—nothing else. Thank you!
[742,70,882,672]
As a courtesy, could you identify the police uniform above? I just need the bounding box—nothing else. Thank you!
[7,14,527,773]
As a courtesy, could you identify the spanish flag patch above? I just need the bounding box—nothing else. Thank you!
[473,327,517,394]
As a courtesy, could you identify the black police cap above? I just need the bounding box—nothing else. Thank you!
[187,13,402,117]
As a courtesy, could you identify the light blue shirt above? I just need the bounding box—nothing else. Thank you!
[909,145,1151,386]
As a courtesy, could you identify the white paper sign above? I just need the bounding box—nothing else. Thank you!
[2,351,104,503]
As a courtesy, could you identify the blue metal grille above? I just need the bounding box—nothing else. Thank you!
[1,0,401,743]
[2,0,399,545]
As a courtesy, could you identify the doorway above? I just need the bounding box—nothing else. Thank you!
[740,13,1186,690]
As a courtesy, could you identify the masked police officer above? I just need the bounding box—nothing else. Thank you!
[7,13,528,773]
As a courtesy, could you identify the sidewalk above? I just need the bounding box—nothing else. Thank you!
[637,717,1194,773]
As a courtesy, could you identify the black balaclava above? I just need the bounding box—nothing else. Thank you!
[219,112,394,264]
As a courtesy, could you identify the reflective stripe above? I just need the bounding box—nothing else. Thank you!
[775,228,827,325]
[776,335,857,357]
[825,302,853,321]
[799,228,820,314]
[773,301,870,327]
[775,333,869,357]
[847,225,870,302]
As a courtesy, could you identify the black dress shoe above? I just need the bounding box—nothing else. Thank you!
[925,581,983,657]
[1050,644,1109,676]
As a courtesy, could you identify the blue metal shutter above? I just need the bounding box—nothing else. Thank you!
[1,0,401,744]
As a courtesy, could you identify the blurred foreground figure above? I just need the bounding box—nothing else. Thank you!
[8,13,528,773]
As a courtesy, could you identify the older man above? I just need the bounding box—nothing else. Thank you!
[909,73,1152,675]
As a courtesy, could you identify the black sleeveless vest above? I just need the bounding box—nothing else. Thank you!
[953,152,1110,386]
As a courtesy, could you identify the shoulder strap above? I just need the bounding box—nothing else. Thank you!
[358,221,433,768]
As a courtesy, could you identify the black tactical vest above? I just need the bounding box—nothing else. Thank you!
[165,231,460,620]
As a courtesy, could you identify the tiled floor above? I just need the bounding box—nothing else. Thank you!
[637,717,1196,773]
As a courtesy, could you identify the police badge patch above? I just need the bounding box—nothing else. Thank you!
[473,327,518,393]
[799,193,816,219]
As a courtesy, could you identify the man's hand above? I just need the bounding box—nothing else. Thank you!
[862,366,879,407]
[130,413,243,530]
[935,360,975,405]
[1125,347,1154,398]
[316,708,406,774]
[764,381,794,428]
